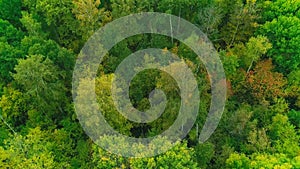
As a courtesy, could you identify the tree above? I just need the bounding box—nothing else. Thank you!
[261,16,300,72]
[246,59,287,104]
[0,0,22,27]
[194,142,215,169]
[110,0,148,18]
[225,104,255,145]
[268,114,299,157]
[288,109,300,128]
[72,0,112,41]
[0,19,23,46]
[226,153,250,168]
[231,35,272,72]
[20,12,47,38]
[13,55,67,128]
[226,152,300,169]
[261,0,300,22]
[130,141,198,169]
[286,70,300,109]
[244,127,270,153]
[91,143,127,169]
[19,35,75,90]
[0,42,23,83]
[220,0,259,47]
[23,0,81,51]
[0,87,29,129]
[195,1,223,42]
[95,74,133,135]
[0,127,69,168]
[259,1,300,73]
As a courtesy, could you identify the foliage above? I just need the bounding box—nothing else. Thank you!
[13,55,67,128]
[259,0,300,73]
[0,0,299,168]
[246,59,287,104]
[0,0,22,27]
[226,152,300,169]
[0,127,70,168]
[260,16,300,73]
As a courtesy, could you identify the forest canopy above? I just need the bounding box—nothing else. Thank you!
[0,0,299,168]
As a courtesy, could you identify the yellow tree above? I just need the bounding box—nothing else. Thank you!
[73,0,111,40]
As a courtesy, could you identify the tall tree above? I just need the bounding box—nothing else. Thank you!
[259,16,300,73]
[220,0,259,47]
[0,0,22,27]
[23,0,81,51]
[73,0,112,41]
[259,0,300,73]
[13,55,67,128]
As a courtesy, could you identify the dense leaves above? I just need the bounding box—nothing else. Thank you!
[0,0,299,168]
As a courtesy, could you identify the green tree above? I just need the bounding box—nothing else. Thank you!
[130,141,198,169]
[72,0,112,41]
[226,152,300,169]
[95,74,133,135]
[259,0,300,73]
[0,0,22,27]
[0,127,69,168]
[286,70,300,108]
[0,42,23,83]
[19,35,75,90]
[268,114,300,157]
[13,55,67,128]
[288,109,300,128]
[259,15,300,73]
[23,0,81,50]
[220,0,259,47]
[231,35,272,72]
[194,142,215,169]
[0,19,23,46]
[20,12,47,38]
[0,87,29,129]
[261,0,300,22]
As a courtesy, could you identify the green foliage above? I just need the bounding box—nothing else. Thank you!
[23,0,81,50]
[20,12,47,37]
[0,0,22,27]
[220,0,259,47]
[20,36,75,79]
[260,16,300,73]
[0,19,23,46]
[0,0,299,168]
[133,142,198,169]
[226,152,300,169]
[244,127,270,153]
[13,55,67,128]
[0,127,69,168]
[72,0,111,41]
[261,0,300,22]
[219,50,239,79]
[95,74,133,135]
[194,142,215,168]
[268,114,300,157]
[91,145,127,168]
[0,42,23,83]
[288,110,300,128]
[286,70,300,108]
[91,137,198,168]
[0,87,28,129]
[226,153,250,169]
[231,36,272,71]
[259,0,300,74]
[0,20,24,82]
